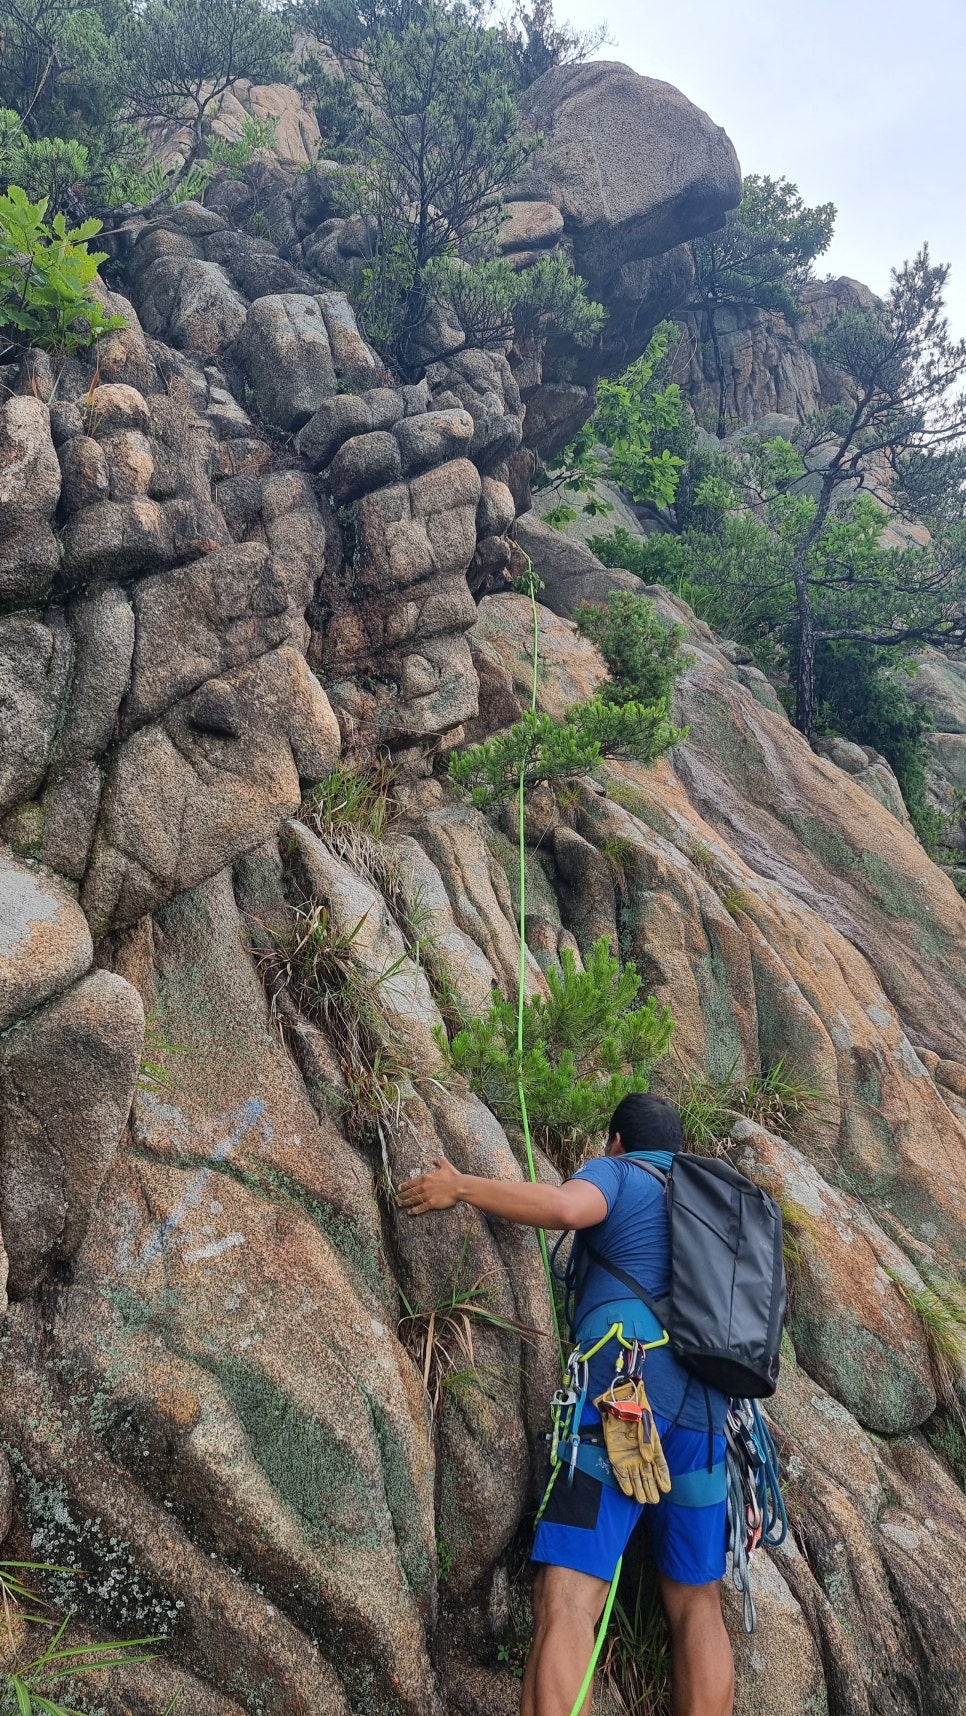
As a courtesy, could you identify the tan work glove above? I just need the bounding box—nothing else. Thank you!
[594,1379,672,1505]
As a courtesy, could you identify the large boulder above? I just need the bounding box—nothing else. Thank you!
[517,62,741,280]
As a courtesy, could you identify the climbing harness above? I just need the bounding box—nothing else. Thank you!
[724,1398,788,1632]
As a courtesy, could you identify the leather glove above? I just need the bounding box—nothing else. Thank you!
[594,1379,672,1505]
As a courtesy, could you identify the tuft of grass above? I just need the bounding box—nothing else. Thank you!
[137,1013,192,1095]
[0,1562,158,1716]
[601,835,636,893]
[296,764,465,1037]
[720,884,753,918]
[601,1568,672,1716]
[741,1058,823,1135]
[776,1197,817,1290]
[397,1238,541,1415]
[677,1056,822,1150]
[253,903,408,1151]
[896,1273,966,1422]
[692,843,715,873]
[928,1412,966,1488]
[299,758,396,853]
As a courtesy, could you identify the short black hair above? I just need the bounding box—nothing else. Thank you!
[608,1093,683,1154]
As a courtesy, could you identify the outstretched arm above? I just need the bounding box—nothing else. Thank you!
[398,1157,608,1231]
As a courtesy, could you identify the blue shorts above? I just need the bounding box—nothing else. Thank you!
[532,1410,727,1587]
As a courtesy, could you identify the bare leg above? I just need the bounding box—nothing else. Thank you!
[520,1563,611,1716]
[659,1575,734,1716]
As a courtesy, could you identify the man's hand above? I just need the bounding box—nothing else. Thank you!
[398,1156,463,1216]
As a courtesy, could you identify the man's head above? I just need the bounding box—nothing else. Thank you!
[606,1093,683,1158]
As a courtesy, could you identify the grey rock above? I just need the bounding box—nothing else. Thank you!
[58,434,110,512]
[477,477,516,539]
[137,257,249,355]
[427,351,522,469]
[126,541,293,725]
[85,382,151,437]
[394,409,475,478]
[206,383,255,440]
[298,388,405,469]
[0,1449,11,1539]
[0,968,144,1296]
[82,646,340,935]
[497,199,565,252]
[518,61,741,276]
[402,380,433,416]
[0,614,71,816]
[61,496,229,583]
[189,678,244,737]
[0,517,61,606]
[0,395,61,526]
[329,430,403,504]
[47,402,84,446]
[41,761,103,880]
[298,393,372,467]
[0,848,92,1031]
[235,294,337,430]
[102,428,155,499]
[512,510,639,617]
[58,585,135,766]
[200,228,314,300]
[317,291,382,389]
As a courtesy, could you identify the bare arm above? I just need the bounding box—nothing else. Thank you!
[398,1156,608,1231]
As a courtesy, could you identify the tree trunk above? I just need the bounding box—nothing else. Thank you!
[793,550,817,738]
[706,300,728,439]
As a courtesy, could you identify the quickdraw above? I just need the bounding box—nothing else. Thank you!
[725,1398,788,1632]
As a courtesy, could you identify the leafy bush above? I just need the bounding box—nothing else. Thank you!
[575,591,689,709]
[424,250,603,356]
[537,324,692,528]
[448,697,682,810]
[0,185,125,356]
[443,937,674,1175]
[205,113,280,176]
[814,641,936,842]
[0,110,92,209]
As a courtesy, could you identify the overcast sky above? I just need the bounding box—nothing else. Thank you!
[564,0,966,337]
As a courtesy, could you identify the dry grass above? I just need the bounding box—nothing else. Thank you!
[397,1241,543,1415]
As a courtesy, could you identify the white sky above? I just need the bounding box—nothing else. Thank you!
[563,0,966,338]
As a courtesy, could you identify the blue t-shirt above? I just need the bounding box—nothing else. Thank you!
[571,1151,728,1434]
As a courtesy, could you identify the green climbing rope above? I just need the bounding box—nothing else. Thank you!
[516,567,564,1372]
[513,567,621,1716]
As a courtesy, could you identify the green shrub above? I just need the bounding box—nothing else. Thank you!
[575,591,690,708]
[537,325,692,528]
[0,110,91,209]
[448,697,682,810]
[0,185,125,356]
[442,937,674,1176]
[814,640,936,842]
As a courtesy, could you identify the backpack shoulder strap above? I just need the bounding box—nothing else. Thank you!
[580,1157,670,1325]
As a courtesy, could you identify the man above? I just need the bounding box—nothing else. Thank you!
[399,1092,734,1716]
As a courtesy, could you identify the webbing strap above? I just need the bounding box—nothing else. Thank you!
[544,1439,727,1505]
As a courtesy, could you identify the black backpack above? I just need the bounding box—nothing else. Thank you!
[576,1154,786,1399]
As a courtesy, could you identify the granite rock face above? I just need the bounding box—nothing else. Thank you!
[1,56,966,1716]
